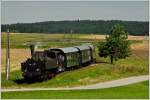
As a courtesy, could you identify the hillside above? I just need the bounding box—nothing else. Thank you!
[1,20,149,36]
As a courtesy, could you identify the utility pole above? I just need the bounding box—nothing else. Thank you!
[6,29,10,80]
[70,29,73,39]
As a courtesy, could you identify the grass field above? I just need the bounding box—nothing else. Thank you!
[1,33,98,48]
[1,33,149,99]
[80,34,147,40]
[2,80,149,99]
[1,40,148,88]
[1,33,148,72]
[2,32,146,48]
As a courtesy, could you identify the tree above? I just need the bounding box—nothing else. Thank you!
[98,24,131,64]
[1,20,148,35]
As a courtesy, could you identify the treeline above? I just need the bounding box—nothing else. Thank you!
[1,20,149,36]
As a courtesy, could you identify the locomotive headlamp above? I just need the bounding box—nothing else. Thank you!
[36,68,40,72]
[33,63,36,66]
[24,69,27,72]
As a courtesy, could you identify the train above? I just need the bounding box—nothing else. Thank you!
[21,44,96,80]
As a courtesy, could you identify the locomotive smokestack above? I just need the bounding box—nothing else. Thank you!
[30,44,36,56]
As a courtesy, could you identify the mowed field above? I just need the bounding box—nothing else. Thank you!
[1,49,31,72]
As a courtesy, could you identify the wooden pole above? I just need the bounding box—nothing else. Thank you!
[6,29,10,80]
[70,29,72,39]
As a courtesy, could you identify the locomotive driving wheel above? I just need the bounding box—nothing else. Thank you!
[39,73,48,81]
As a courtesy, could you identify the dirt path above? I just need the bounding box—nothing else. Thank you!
[2,75,148,92]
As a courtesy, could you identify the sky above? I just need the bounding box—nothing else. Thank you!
[1,1,149,24]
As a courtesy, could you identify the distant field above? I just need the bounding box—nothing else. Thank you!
[2,81,149,99]
[2,33,147,48]
[1,49,31,72]
[80,34,147,40]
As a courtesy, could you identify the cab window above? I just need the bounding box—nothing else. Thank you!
[46,52,56,59]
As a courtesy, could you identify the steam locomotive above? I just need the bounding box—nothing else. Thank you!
[21,44,96,80]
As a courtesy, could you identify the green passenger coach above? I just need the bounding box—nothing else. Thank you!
[58,47,80,68]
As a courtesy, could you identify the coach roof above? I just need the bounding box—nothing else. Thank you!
[74,45,90,51]
[52,47,79,53]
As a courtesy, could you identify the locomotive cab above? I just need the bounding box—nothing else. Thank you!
[44,50,65,72]
[44,50,59,69]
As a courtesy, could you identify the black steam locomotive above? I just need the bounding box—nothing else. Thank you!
[21,44,96,80]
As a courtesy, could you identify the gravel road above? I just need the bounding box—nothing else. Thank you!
[2,75,149,92]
